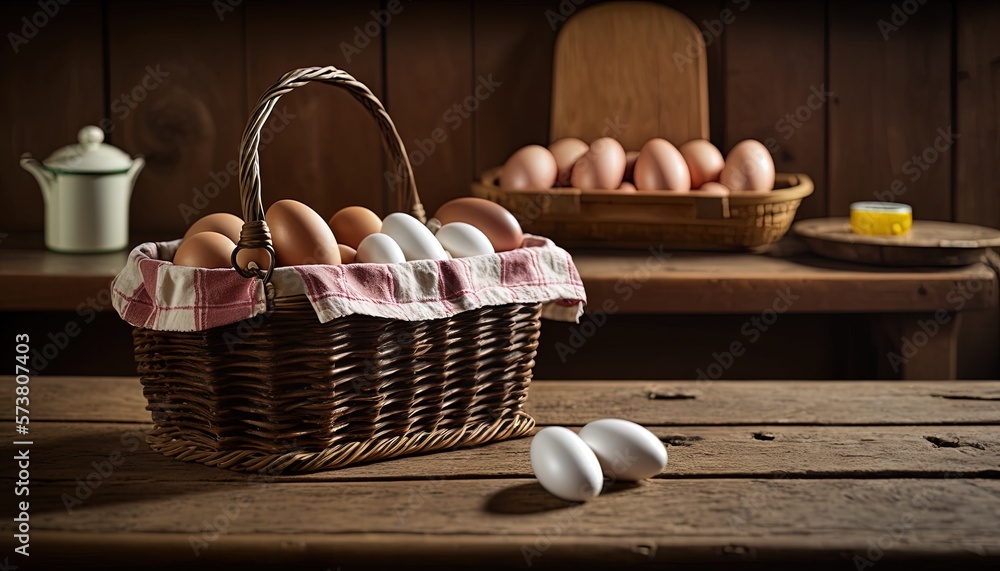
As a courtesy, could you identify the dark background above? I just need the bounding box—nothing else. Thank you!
[1,0,997,378]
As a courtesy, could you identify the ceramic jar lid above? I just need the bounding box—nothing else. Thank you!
[41,126,134,174]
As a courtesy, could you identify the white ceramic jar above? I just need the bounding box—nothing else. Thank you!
[20,126,144,253]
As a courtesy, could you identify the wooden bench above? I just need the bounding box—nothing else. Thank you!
[4,376,998,569]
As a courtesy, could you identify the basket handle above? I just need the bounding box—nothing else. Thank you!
[232,66,424,282]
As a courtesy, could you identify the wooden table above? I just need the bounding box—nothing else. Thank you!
[4,376,999,570]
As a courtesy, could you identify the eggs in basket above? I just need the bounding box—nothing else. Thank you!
[500,136,775,195]
[172,197,523,270]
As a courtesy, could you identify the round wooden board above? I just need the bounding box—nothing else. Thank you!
[793,218,1000,267]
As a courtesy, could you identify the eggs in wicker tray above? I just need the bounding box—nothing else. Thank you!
[173,197,524,270]
[499,137,776,194]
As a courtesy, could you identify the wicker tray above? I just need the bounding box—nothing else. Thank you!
[132,67,540,474]
[472,170,814,251]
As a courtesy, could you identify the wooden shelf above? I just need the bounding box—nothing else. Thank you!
[0,233,146,311]
[572,246,998,314]
[1,235,995,313]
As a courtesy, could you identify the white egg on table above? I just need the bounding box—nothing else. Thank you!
[530,426,604,502]
[355,233,406,264]
[435,222,494,258]
[577,418,667,482]
[380,212,449,261]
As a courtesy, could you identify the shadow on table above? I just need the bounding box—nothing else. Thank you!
[26,424,234,517]
[783,253,960,273]
[484,480,641,514]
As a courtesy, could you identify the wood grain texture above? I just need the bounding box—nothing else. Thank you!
[571,248,997,313]
[23,479,1000,539]
[529,380,1000,426]
[0,245,126,310]
[411,0,730,179]
[107,0,247,236]
[550,1,710,151]
[956,0,1000,229]
[15,422,1000,483]
[534,313,846,381]
[9,240,994,314]
[3,3,1000,381]
[794,218,1000,266]
[796,219,1000,248]
[870,313,961,380]
[385,0,475,216]
[6,377,1000,568]
[7,377,1000,425]
[245,1,387,218]
[473,0,558,173]
[25,527,1000,571]
[724,0,827,219]
[955,0,1000,379]
[828,0,953,219]
[667,0,727,147]
[13,480,1000,567]
[0,0,105,233]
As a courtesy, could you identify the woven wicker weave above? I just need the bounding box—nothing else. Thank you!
[133,67,540,473]
[472,170,814,251]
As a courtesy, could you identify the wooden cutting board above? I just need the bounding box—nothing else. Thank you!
[550,1,709,151]
[794,218,1000,266]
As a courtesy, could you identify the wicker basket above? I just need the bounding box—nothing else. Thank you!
[472,170,814,251]
[132,67,540,474]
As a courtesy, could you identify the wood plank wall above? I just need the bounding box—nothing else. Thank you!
[2,0,998,376]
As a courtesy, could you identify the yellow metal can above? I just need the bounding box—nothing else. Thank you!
[849,202,913,236]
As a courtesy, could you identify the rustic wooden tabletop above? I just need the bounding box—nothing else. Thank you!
[3,377,999,570]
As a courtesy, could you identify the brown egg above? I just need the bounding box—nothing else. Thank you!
[434,197,524,252]
[720,140,775,191]
[329,206,382,249]
[265,199,341,266]
[624,151,640,183]
[634,139,691,191]
[571,137,626,190]
[679,139,725,189]
[338,244,357,264]
[173,231,235,269]
[500,145,558,190]
[183,212,244,243]
[548,138,589,186]
[619,182,637,192]
[696,182,731,197]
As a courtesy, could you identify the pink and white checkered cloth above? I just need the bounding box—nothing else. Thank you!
[112,235,586,332]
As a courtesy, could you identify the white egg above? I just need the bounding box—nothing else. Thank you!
[578,418,667,482]
[355,233,406,264]
[434,222,495,258]
[380,213,449,261]
[530,426,604,502]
